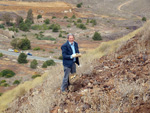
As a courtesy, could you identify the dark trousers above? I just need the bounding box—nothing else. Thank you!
[61,63,76,92]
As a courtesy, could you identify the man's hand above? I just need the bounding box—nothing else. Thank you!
[72,53,82,58]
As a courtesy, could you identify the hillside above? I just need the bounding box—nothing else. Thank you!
[2,20,149,112]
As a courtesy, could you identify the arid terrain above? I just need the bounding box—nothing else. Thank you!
[0,0,150,112]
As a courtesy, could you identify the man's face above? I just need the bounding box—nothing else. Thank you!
[68,35,74,44]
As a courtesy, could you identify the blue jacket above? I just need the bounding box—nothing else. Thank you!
[61,40,80,68]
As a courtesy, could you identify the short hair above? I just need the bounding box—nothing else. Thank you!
[67,33,74,39]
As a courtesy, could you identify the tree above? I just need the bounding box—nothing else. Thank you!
[44,19,50,24]
[92,32,102,41]
[77,19,82,23]
[76,3,83,8]
[37,14,42,19]
[30,59,38,69]
[0,69,15,78]
[10,38,20,49]
[18,38,31,50]
[26,9,34,23]
[15,16,23,27]
[19,22,30,31]
[71,15,76,19]
[42,62,47,68]
[2,13,13,25]
[142,17,147,21]
[17,53,28,63]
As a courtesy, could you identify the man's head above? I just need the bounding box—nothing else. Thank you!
[67,33,75,44]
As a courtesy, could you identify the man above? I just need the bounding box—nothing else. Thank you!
[61,33,80,93]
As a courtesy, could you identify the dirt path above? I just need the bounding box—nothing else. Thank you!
[117,0,141,19]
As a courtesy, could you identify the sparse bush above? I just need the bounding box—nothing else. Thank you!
[8,27,19,32]
[32,74,41,79]
[71,15,76,19]
[76,23,86,30]
[31,24,49,30]
[92,32,102,41]
[49,51,54,53]
[0,53,3,57]
[142,17,147,21]
[0,80,6,84]
[0,69,15,78]
[64,16,68,19]
[52,16,56,19]
[17,53,28,64]
[67,24,71,27]
[13,80,20,85]
[86,19,89,24]
[42,62,47,68]
[0,93,3,96]
[90,19,97,26]
[46,60,55,66]
[33,47,41,51]
[62,36,66,38]
[44,19,50,24]
[58,55,63,60]
[0,24,4,29]
[76,3,83,8]
[59,33,62,37]
[52,25,60,32]
[30,59,38,69]
[77,19,82,23]
[37,14,42,19]
[1,83,9,87]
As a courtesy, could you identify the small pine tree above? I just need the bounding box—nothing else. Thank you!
[37,14,42,19]
[44,19,50,24]
[17,53,28,63]
[71,15,76,19]
[30,59,38,69]
[59,33,62,37]
[42,62,47,68]
[142,17,147,21]
[92,32,102,41]
[26,9,34,23]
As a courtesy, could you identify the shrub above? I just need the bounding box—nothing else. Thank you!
[0,69,15,78]
[8,27,19,32]
[0,53,3,57]
[37,14,42,19]
[90,19,97,26]
[46,60,55,66]
[17,53,28,63]
[32,74,41,79]
[18,38,31,50]
[31,24,49,30]
[59,33,62,37]
[77,19,82,23]
[92,32,102,41]
[0,93,3,96]
[58,55,63,60]
[76,23,86,30]
[71,15,76,19]
[44,19,50,24]
[30,59,38,69]
[64,16,68,19]
[13,80,20,85]
[33,47,41,51]
[142,17,147,21]
[52,16,56,19]
[1,83,9,87]
[0,24,4,29]
[0,80,6,84]
[67,24,71,27]
[52,25,60,32]
[76,3,83,8]
[42,62,47,68]
[19,21,30,31]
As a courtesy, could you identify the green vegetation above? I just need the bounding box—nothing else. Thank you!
[0,83,9,87]
[26,9,34,23]
[35,32,56,41]
[32,74,41,79]
[90,19,97,26]
[42,62,47,68]
[15,16,23,27]
[71,15,76,19]
[59,33,62,37]
[13,80,20,85]
[33,47,41,51]
[19,21,31,31]
[31,24,49,30]
[0,69,15,78]
[52,16,56,19]
[11,38,31,50]
[37,14,42,19]
[77,19,82,23]
[58,55,63,60]
[0,93,3,96]
[46,60,55,66]
[92,32,102,41]
[8,27,19,32]
[17,53,28,64]
[0,24,4,29]
[64,16,68,19]
[67,24,71,28]
[76,3,83,8]
[0,53,3,57]
[0,80,6,84]
[30,59,38,69]
[2,13,13,26]
[142,17,147,21]
[44,19,50,24]
[76,23,86,30]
